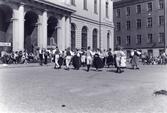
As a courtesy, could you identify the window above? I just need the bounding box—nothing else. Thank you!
[159,16,164,26]
[107,33,110,50]
[126,7,130,16]
[147,17,152,28]
[81,26,88,49]
[127,50,131,58]
[71,0,75,6]
[116,22,121,31]
[137,19,142,29]
[126,21,131,30]
[92,29,98,50]
[136,5,141,14]
[106,2,109,18]
[148,34,153,43]
[71,23,76,50]
[148,49,153,56]
[116,36,121,45]
[159,49,165,55]
[147,2,152,12]
[126,36,131,45]
[159,33,165,43]
[136,35,142,45]
[116,9,120,17]
[159,0,164,9]
[94,0,98,14]
[83,0,87,10]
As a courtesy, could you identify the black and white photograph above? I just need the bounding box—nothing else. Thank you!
[0,0,167,113]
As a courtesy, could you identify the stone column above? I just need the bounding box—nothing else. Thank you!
[38,10,48,49]
[12,9,19,51]
[65,17,71,49]
[57,16,66,50]
[37,15,42,48]
[42,10,48,49]
[18,3,25,51]
[12,3,24,51]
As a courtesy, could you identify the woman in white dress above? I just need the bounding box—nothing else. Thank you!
[114,46,126,73]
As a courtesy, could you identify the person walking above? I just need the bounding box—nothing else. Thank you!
[114,46,126,73]
[39,48,44,66]
[58,51,64,69]
[106,48,114,68]
[86,46,93,72]
[81,49,86,67]
[102,49,107,67]
[72,49,81,70]
[54,47,60,69]
[131,49,141,69]
[65,47,72,70]
[44,49,48,65]
[93,49,104,71]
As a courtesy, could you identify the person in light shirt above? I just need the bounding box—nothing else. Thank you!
[86,46,93,72]
[54,47,60,69]
[114,46,126,73]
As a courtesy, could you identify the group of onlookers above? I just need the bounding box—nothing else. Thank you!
[141,52,167,65]
[0,50,38,64]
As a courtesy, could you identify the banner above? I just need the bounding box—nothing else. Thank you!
[0,42,11,47]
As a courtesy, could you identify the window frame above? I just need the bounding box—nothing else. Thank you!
[136,35,142,45]
[106,2,109,18]
[147,2,152,12]
[126,7,130,16]
[83,0,88,10]
[148,34,153,43]
[136,4,141,14]
[94,0,98,14]
[147,17,152,28]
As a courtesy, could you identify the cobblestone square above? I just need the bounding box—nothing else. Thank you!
[0,64,167,113]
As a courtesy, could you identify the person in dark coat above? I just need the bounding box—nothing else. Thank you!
[106,48,114,68]
[93,49,104,71]
[44,49,48,65]
[131,49,141,69]
[72,49,81,70]
[39,48,43,66]
[58,51,64,69]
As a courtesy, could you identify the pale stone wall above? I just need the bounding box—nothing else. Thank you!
[70,0,114,50]
[0,0,114,52]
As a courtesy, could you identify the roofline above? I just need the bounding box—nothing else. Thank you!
[114,0,153,9]
[34,0,76,13]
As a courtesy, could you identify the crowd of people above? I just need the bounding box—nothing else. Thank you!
[1,46,167,73]
[0,50,38,64]
[141,52,167,65]
[37,46,127,73]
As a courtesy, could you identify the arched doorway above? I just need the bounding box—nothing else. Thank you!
[107,32,110,50]
[47,16,58,47]
[0,5,13,53]
[71,23,76,50]
[92,29,98,50]
[81,26,88,50]
[24,11,38,53]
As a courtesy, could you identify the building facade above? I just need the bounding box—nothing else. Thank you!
[70,0,114,51]
[0,0,114,54]
[114,0,166,57]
